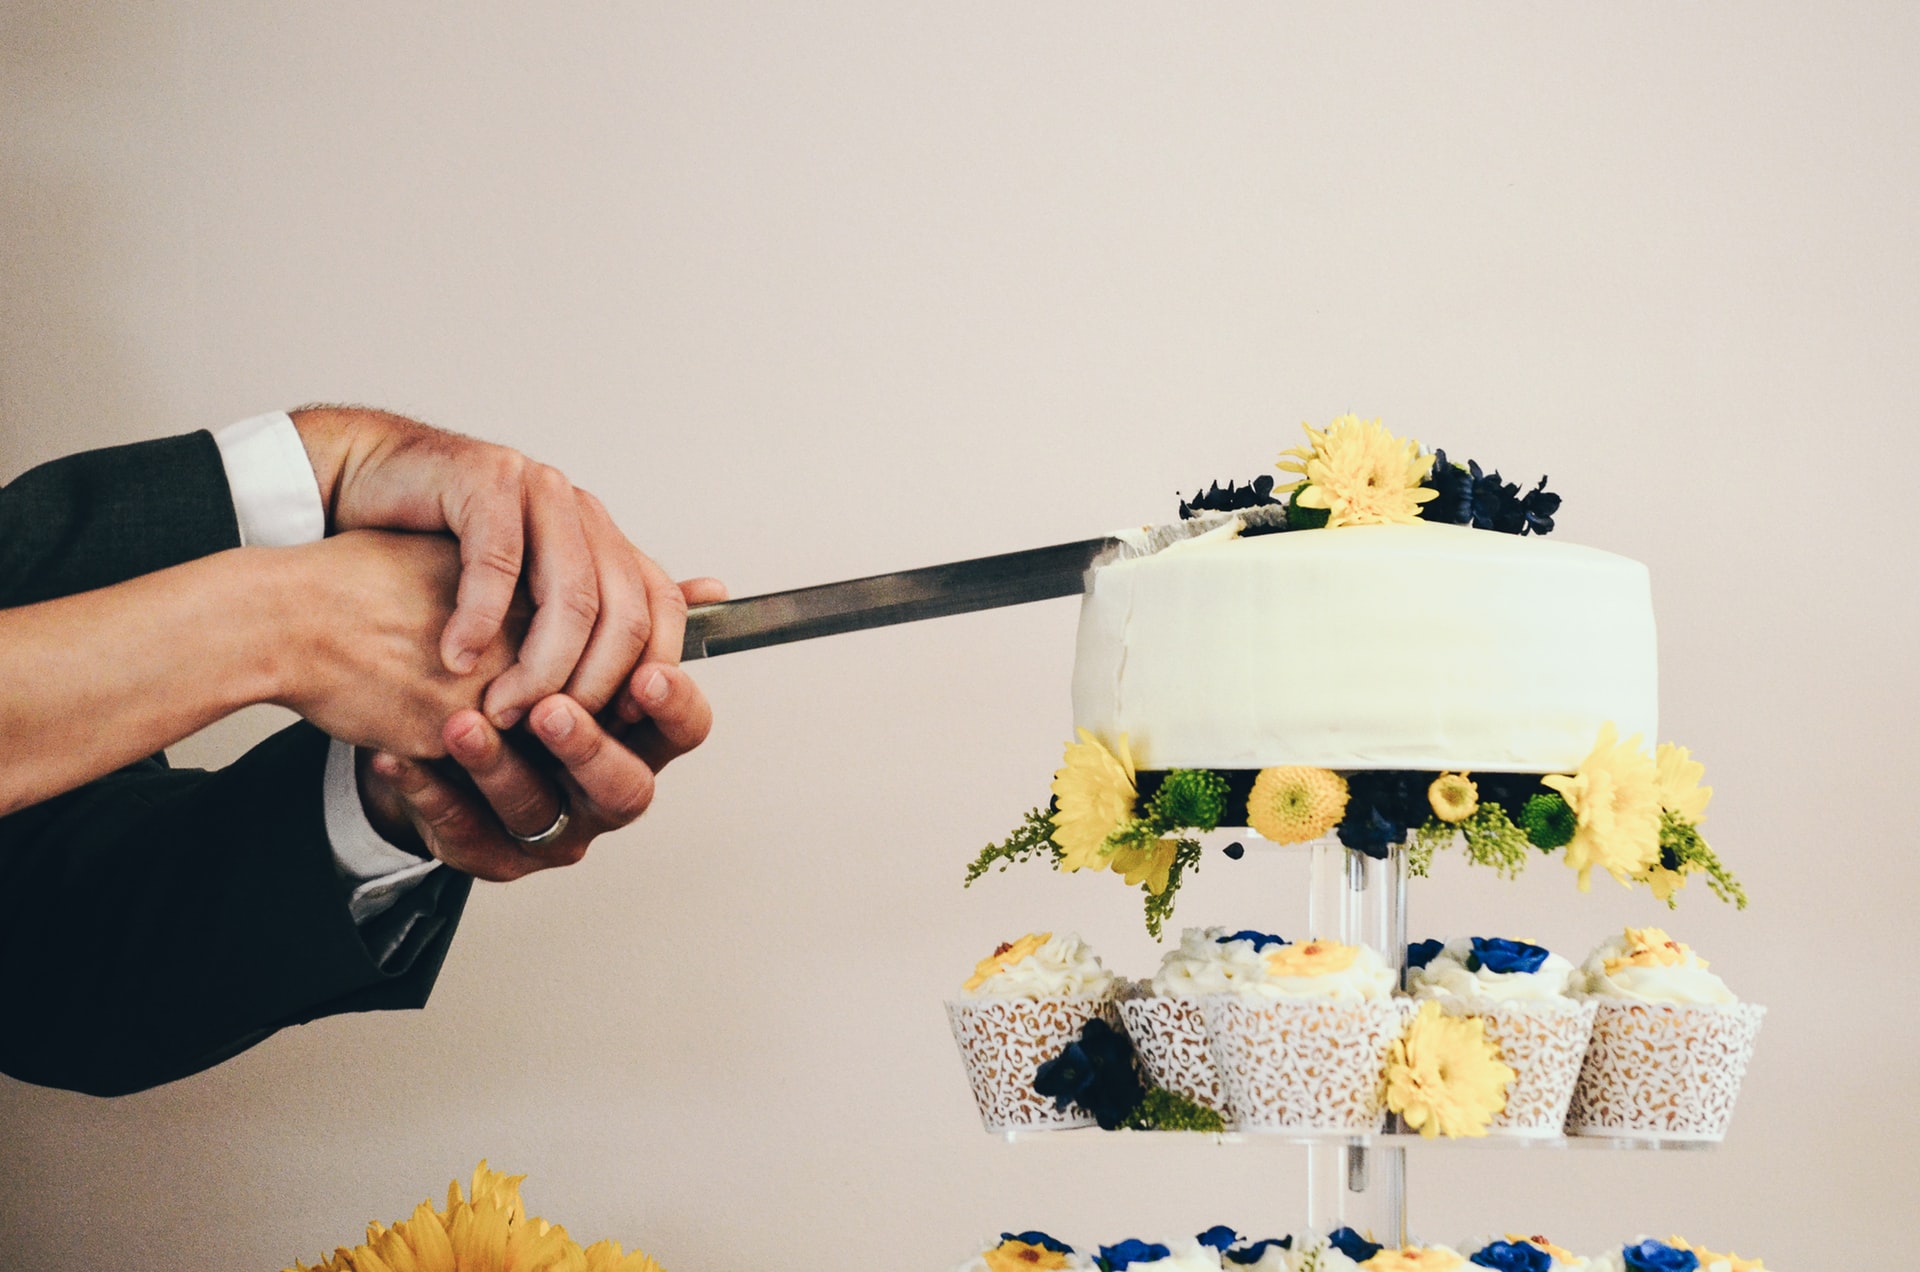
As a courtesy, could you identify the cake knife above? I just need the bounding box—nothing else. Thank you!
[677,505,1283,661]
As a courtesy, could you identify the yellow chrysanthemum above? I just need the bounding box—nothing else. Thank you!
[1655,741,1712,825]
[1506,1235,1578,1262]
[1049,729,1138,872]
[1602,926,1699,976]
[1540,723,1662,891]
[964,932,1052,992]
[1277,415,1437,527]
[1428,772,1478,824]
[1364,1247,1465,1271]
[1385,1001,1516,1139]
[1108,839,1179,895]
[1668,1238,1765,1272]
[1246,766,1349,844]
[984,1239,1076,1271]
[283,1164,664,1272]
[1265,938,1358,978]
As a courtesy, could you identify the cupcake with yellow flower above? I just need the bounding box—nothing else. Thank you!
[1565,929,1765,1142]
[946,932,1121,1131]
[1403,937,1596,1138]
[1288,1229,1467,1271]
[1197,938,1414,1133]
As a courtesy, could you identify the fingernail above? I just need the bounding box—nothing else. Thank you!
[492,706,524,730]
[641,670,670,706]
[537,705,574,741]
[616,694,643,724]
[450,719,484,749]
[447,646,479,675]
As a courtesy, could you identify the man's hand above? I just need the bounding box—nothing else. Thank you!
[289,407,689,730]
[355,580,724,880]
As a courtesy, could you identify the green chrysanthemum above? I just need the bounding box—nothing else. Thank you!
[1518,791,1576,850]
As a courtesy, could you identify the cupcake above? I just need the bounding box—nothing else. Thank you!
[954,1231,1094,1271]
[1462,1235,1597,1270]
[1664,1238,1769,1272]
[1405,937,1597,1137]
[1291,1230,1468,1270]
[1565,928,1764,1142]
[1199,1226,1292,1271]
[1199,938,1411,1133]
[946,932,1120,1132]
[1586,1238,1756,1272]
[1117,927,1280,1120]
[1093,1237,1224,1270]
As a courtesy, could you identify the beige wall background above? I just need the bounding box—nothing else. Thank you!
[3,3,1914,1268]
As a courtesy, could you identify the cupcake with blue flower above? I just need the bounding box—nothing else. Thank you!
[1194,1225,1291,1271]
[1461,1235,1596,1270]
[1093,1236,1226,1270]
[1404,937,1597,1137]
[1117,927,1285,1122]
[954,1231,1095,1271]
[1287,1229,1468,1270]
[1584,1236,1768,1272]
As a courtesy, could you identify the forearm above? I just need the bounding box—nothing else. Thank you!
[0,548,300,815]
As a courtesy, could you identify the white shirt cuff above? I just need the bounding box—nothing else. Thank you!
[324,739,442,925]
[213,411,326,547]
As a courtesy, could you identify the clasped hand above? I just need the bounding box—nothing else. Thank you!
[286,408,720,882]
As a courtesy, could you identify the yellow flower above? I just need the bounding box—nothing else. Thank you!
[964,932,1052,992]
[1655,742,1712,825]
[1643,859,1691,903]
[583,1241,667,1272]
[1385,1001,1516,1139]
[1364,1248,1465,1272]
[1277,415,1437,527]
[984,1239,1076,1271]
[1670,1237,1766,1271]
[1506,1235,1579,1263]
[1246,766,1349,843]
[1049,730,1138,872]
[1265,938,1359,977]
[1428,772,1478,823]
[1540,723,1662,891]
[1602,926,1699,976]
[1108,839,1179,894]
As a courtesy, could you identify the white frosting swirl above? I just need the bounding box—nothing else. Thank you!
[1225,1244,1292,1272]
[1130,1240,1223,1270]
[1570,930,1736,1005]
[962,932,1115,999]
[1223,939,1396,1002]
[1406,938,1575,1003]
[1150,927,1278,998]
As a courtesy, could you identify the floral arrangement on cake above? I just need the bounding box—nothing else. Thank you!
[965,723,1743,935]
[282,1162,663,1272]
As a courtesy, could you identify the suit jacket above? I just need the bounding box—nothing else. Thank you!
[0,431,470,1096]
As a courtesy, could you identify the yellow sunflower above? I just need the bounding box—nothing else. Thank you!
[1049,730,1138,872]
[1385,1001,1516,1139]
[1669,1238,1766,1271]
[1363,1248,1465,1272]
[1655,741,1712,824]
[1246,766,1349,844]
[1108,839,1179,895]
[1540,723,1662,891]
[984,1239,1076,1271]
[1277,415,1437,527]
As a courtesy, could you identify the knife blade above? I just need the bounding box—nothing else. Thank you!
[677,506,1280,661]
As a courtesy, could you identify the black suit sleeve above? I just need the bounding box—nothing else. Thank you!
[0,431,470,1096]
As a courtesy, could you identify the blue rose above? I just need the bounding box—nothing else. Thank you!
[1328,1228,1384,1263]
[1623,1240,1700,1272]
[1227,1237,1294,1264]
[1002,1231,1074,1254]
[1218,930,1287,950]
[1099,1238,1172,1269]
[1407,938,1446,970]
[1197,1226,1240,1251]
[1467,937,1551,975]
[1470,1240,1552,1272]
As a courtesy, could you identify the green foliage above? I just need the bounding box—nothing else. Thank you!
[1460,803,1532,879]
[1123,1086,1228,1133]
[963,806,1061,887]
[1141,837,1204,939]
[1146,769,1230,833]
[1104,816,1163,855]
[1286,485,1330,530]
[1404,818,1457,878]
[1660,811,1749,910]
[1518,791,1576,850]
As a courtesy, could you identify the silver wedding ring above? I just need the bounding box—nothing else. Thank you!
[507,791,572,847]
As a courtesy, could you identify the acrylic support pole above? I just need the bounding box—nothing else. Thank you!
[1303,840,1408,1244]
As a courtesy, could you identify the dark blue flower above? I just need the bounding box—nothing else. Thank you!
[1226,1238,1294,1264]
[1033,1018,1145,1130]
[1468,937,1551,975]
[1519,476,1560,535]
[1407,938,1446,970]
[1622,1240,1700,1272]
[1197,1226,1240,1251]
[1001,1231,1075,1254]
[1218,930,1288,951]
[1179,475,1283,524]
[1337,770,1431,858]
[1328,1228,1384,1263]
[1099,1238,1172,1269]
[1419,449,1476,525]
[1471,1241,1553,1272]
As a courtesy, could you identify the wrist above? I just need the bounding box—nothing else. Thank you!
[288,406,385,533]
[258,539,343,716]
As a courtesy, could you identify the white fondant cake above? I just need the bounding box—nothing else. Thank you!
[1070,521,1657,773]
